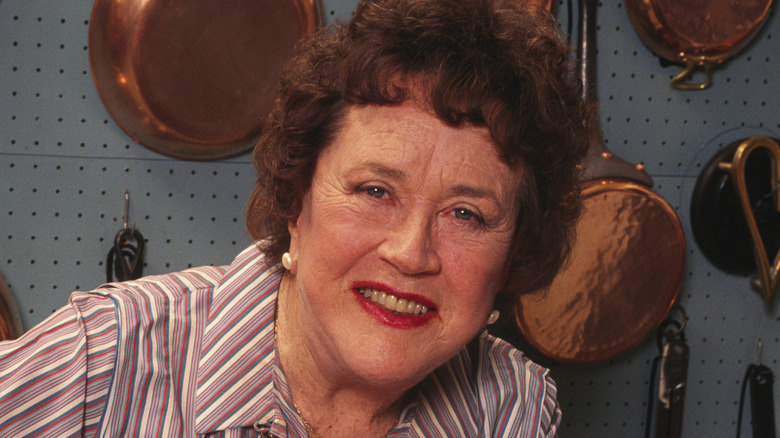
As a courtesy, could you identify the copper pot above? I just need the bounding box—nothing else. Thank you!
[0,271,23,340]
[537,0,557,13]
[514,0,686,364]
[625,0,774,90]
[89,0,322,160]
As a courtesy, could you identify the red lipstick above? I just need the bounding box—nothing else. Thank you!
[351,281,437,329]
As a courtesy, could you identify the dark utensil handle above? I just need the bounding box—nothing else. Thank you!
[655,337,689,438]
[750,365,776,438]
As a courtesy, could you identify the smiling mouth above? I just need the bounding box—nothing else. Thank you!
[357,288,431,315]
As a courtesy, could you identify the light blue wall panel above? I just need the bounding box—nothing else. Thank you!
[1,0,778,436]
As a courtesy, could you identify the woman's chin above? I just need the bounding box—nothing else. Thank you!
[337,344,432,390]
[329,323,466,393]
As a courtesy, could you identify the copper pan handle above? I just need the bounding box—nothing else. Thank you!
[670,53,730,91]
[578,0,653,186]
[718,136,780,307]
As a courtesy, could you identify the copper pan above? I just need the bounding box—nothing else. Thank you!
[534,0,557,14]
[0,270,23,340]
[89,0,322,160]
[514,0,686,364]
[625,0,774,90]
[515,180,686,363]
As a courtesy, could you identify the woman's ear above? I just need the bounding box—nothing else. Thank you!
[287,217,298,244]
[286,218,300,274]
[286,189,312,274]
[500,257,513,288]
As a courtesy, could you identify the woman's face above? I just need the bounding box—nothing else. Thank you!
[287,100,523,388]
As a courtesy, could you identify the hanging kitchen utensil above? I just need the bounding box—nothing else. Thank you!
[0,270,23,340]
[513,0,686,364]
[736,340,776,438]
[720,137,780,307]
[106,190,144,282]
[89,0,323,160]
[644,306,689,438]
[690,137,780,306]
[624,0,774,90]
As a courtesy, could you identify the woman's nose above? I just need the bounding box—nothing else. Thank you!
[377,210,441,275]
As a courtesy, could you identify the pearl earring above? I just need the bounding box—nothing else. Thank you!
[282,252,293,271]
[487,310,500,325]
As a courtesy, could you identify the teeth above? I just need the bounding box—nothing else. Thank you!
[359,288,429,315]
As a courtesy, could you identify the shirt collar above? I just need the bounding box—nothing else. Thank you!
[194,243,294,434]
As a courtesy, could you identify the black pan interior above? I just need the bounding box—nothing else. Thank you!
[690,140,780,274]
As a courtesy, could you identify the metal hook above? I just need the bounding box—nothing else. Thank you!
[667,304,688,339]
[122,189,130,230]
[656,305,688,354]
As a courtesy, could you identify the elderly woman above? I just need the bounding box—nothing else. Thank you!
[0,0,586,436]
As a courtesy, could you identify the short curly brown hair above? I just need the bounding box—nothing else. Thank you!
[246,0,588,314]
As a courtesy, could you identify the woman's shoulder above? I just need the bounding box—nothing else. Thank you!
[87,264,225,304]
[91,242,274,302]
[472,329,558,401]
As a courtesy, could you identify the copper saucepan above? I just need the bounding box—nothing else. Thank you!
[536,0,557,13]
[624,0,775,90]
[0,270,23,340]
[514,0,686,364]
[89,0,322,160]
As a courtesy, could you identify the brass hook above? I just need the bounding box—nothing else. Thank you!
[122,189,131,230]
[718,137,780,307]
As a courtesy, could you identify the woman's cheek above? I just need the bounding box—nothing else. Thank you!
[315,197,394,246]
[438,226,512,289]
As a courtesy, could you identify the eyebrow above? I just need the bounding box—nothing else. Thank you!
[348,162,407,181]
[448,185,501,205]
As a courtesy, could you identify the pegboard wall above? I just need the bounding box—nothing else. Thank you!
[1,0,778,436]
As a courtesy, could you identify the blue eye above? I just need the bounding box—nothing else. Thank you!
[366,187,386,199]
[454,208,476,221]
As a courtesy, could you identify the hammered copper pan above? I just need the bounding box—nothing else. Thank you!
[89,0,322,160]
[625,0,774,90]
[535,0,556,13]
[514,0,686,364]
[0,270,23,340]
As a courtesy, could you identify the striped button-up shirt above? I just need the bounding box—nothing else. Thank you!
[0,244,561,437]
